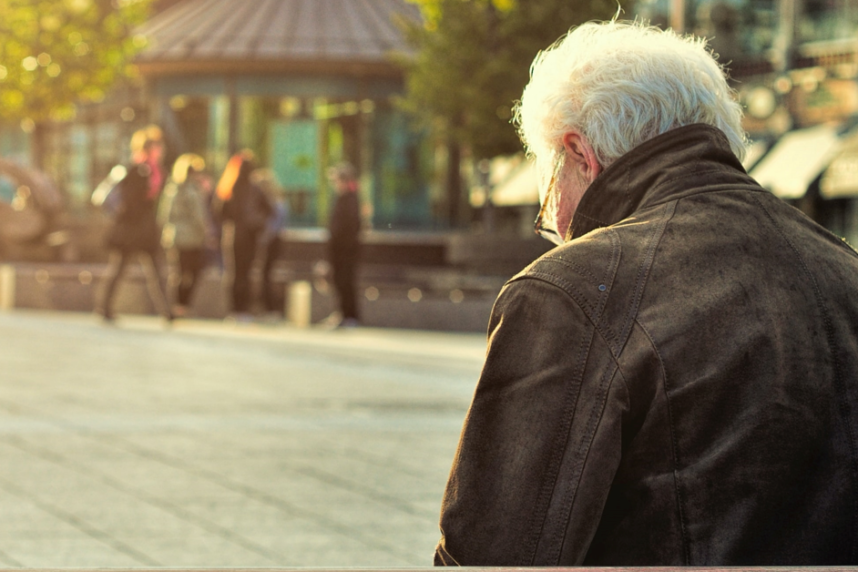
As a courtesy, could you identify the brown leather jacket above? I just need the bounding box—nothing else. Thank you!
[435,124,858,566]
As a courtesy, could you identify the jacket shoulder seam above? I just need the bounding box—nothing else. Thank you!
[510,272,623,354]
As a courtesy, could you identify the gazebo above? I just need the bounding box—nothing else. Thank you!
[135,0,432,229]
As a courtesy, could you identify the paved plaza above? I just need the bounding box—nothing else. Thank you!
[0,311,486,567]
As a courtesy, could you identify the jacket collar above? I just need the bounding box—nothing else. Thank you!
[567,123,760,240]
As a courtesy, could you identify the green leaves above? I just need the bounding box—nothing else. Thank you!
[400,0,625,159]
[0,0,152,123]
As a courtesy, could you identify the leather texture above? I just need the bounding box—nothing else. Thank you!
[435,124,858,566]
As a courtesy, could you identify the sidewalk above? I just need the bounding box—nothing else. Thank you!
[0,311,485,567]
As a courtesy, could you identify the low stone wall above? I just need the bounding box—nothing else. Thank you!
[1,263,498,332]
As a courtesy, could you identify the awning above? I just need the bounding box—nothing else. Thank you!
[481,124,858,206]
[741,139,771,171]
[490,157,538,206]
[749,124,843,199]
[821,129,858,198]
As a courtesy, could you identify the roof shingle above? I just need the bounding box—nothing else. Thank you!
[136,0,420,66]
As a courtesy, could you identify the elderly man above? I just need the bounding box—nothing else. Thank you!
[435,21,858,566]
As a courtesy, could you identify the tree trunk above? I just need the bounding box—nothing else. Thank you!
[31,123,45,172]
[446,140,463,228]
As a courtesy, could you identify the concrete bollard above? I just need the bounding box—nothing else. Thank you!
[287,281,312,328]
[0,265,15,311]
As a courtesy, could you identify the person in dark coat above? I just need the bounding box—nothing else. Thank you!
[215,151,273,319]
[326,162,361,328]
[96,126,172,322]
[435,21,858,567]
[158,153,213,317]
[253,169,289,317]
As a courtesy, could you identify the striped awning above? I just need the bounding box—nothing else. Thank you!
[821,129,858,198]
[749,124,843,199]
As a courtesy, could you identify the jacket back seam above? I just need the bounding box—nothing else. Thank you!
[616,201,677,355]
[517,272,622,355]
[634,316,691,564]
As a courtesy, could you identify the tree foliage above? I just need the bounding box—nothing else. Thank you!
[399,0,626,160]
[0,0,152,123]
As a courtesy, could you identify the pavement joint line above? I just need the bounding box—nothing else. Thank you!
[272,431,451,493]
[0,434,287,565]
[2,310,488,365]
[0,472,162,567]
[180,421,440,521]
[9,417,439,525]
[288,465,436,520]
[0,546,24,567]
[0,398,425,565]
[321,438,445,483]
[208,428,454,506]
[92,432,426,565]
[0,310,471,566]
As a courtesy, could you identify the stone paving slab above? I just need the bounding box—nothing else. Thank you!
[0,310,485,567]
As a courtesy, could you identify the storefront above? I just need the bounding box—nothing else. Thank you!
[28,0,438,234]
[133,0,435,231]
[145,75,431,229]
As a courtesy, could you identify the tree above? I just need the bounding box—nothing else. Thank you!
[0,0,153,124]
[401,0,625,160]
[398,0,625,225]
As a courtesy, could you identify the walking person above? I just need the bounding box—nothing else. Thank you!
[158,153,212,318]
[253,169,289,318]
[326,162,361,328]
[96,126,172,322]
[215,151,273,320]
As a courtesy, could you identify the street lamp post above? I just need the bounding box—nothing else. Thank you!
[671,0,686,33]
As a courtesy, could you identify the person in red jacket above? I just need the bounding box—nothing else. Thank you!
[214,151,273,319]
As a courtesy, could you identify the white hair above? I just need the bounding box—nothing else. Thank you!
[514,20,747,167]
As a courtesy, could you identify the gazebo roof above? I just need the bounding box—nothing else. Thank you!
[135,0,421,77]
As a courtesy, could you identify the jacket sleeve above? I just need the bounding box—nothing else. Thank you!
[435,276,626,566]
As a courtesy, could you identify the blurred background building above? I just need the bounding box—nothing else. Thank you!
[4,0,858,266]
[490,0,858,247]
[640,0,858,244]
[0,0,447,264]
[38,0,432,230]
[134,0,431,231]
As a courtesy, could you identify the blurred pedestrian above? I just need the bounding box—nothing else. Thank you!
[158,153,213,318]
[215,151,273,319]
[96,125,172,323]
[326,162,361,328]
[196,168,223,270]
[252,168,289,318]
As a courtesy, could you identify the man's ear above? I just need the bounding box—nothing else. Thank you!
[562,131,602,183]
